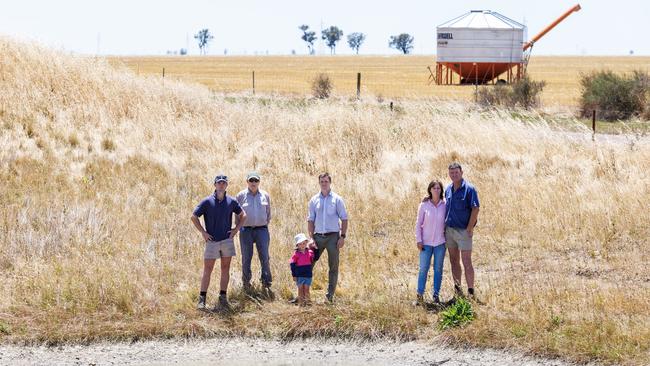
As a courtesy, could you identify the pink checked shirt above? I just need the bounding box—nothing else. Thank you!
[414,199,446,247]
[290,249,314,266]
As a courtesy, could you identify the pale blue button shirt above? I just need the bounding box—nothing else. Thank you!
[307,191,348,234]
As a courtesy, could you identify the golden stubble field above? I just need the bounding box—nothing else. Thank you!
[2,38,650,365]
[110,55,650,107]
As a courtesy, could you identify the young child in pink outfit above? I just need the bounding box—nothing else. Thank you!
[290,233,315,306]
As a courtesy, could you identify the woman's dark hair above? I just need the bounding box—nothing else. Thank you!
[426,180,444,201]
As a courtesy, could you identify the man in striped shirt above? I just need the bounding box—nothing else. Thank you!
[307,172,349,303]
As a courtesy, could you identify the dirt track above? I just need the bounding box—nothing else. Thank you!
[0,337,596,366]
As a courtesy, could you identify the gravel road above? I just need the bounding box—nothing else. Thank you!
[0,337,595,366]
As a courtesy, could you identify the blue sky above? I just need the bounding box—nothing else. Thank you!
[1,0,648,56]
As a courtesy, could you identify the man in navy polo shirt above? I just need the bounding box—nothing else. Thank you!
[191,173,247,311]
[444,162,480,298]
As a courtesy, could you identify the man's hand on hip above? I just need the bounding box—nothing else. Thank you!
[466,227,474,237]
[228,230,238,239]
[201,231,213,242]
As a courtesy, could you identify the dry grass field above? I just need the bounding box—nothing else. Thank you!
[110,55,650,107]
[2,38,650,365]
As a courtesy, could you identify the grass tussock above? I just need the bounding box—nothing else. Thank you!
[311,73,333,99]
[1,38,650,365]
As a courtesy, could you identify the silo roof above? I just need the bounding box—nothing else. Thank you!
[438,10,525,29]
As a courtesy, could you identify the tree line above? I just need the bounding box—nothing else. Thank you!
[299,25,414,55]
[191,27,415,55]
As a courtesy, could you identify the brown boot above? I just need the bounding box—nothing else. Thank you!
[412,294,424,307]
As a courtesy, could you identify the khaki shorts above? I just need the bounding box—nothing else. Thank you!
[204,238,236,259]
[445,227,473,251]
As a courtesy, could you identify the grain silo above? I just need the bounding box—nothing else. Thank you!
[434,4,581,85]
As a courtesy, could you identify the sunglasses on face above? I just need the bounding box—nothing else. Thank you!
[248,178,260,183]
[215,175,227,181]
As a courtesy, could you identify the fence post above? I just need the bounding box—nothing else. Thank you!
[357,72,361,99]
[162,68,165,78]
[390,101,393,111]
[592,110,596,133]
[252,71,255,95]
[592,109,596,141]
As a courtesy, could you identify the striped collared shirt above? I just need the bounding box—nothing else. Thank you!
[307,190,348,234]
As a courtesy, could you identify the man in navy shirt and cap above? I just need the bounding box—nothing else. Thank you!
[191,173,247,311]
[444,162,480,299]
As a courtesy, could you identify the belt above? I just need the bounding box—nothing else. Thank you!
[244,225,268,229]
[314,232,338,236]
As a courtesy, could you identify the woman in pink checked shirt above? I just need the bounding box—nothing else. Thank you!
[414,180,447,305]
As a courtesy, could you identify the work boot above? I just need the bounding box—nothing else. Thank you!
[433,294,441,304]
[454,284,464,297]
[213,294,231,312]
[412,294,424,307]
[467,288,482,304]
[263,285,275,300]
[325,293,334,304]
[242,282,253,295]
[197,295,207,311]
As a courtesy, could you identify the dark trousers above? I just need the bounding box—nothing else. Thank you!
[313,233,339,298]
[239,227,272,286]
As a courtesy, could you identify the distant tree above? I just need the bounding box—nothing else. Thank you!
[347,32,366,54]
[194,29,214,55]
[389,33,414,54]
[321,26,343,55]
[179,48,187,55]
[299,25,317,55]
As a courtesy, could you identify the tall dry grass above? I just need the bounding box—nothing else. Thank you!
[1,38,650,364]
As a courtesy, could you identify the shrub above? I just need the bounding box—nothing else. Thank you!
[511,77,546,109]
[478,76,545,110]
[0,321,10,335]
[311,73,333,99]
[439,297,475,330]
[579,70,649,121]
[101,137,116,151]
[478,84,510,107]
[68,133,80,147]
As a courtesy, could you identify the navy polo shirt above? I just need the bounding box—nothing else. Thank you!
[445,179,480,229]
[193,192,243,242]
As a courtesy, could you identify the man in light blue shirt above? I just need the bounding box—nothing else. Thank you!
[307,172,348,303]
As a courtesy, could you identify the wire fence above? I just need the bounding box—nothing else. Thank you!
[116,59,650,132]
